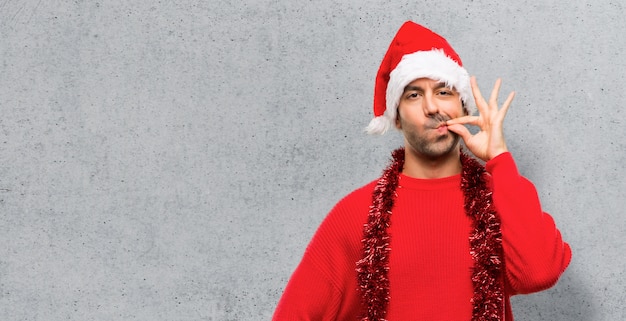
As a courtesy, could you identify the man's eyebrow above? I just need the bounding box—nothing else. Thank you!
[403,85,424,93]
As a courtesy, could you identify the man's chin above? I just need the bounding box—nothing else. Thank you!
[409,141,460,160]
[434,135,461,156]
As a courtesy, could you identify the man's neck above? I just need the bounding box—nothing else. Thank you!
[402,147,462,179]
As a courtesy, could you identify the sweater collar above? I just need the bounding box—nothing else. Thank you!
[398,173,461,190]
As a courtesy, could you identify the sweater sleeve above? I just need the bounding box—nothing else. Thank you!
[272,254,343,320]
[486,152,572,294]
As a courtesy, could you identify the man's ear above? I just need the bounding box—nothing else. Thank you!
[395,112,402,129]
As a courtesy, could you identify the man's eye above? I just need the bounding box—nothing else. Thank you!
[407,92,420,98]
[439,90,451,95]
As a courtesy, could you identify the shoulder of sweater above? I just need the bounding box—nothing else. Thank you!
[338,179,377,204]
[322,179,377,220]
[305,180,376,254]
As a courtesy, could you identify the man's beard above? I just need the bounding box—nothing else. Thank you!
[401,114,461,159]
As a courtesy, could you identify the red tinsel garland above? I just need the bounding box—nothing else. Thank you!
[356,148,504,321]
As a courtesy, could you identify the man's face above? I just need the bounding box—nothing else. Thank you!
[396,78,466,159]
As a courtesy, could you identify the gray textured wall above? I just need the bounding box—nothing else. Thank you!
[1,1,624,320]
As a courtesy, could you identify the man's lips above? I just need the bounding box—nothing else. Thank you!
[436,124,448,133]
[427,115,452,132]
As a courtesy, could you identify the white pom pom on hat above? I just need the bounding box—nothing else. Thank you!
[365,21,474,135]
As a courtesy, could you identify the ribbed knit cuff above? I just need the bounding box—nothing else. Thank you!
[485,152,521,190]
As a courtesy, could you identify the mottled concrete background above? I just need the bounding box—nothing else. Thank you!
[1,0,624,320]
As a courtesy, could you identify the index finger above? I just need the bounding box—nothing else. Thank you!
[446,115,479,126]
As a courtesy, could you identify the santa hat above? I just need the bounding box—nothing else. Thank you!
[366,21,473,135]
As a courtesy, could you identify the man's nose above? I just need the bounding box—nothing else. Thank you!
[423,94,438,115]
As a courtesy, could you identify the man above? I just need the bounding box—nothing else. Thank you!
[273,21,571,321]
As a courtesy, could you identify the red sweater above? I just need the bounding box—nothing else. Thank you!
[273,152,572,320]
